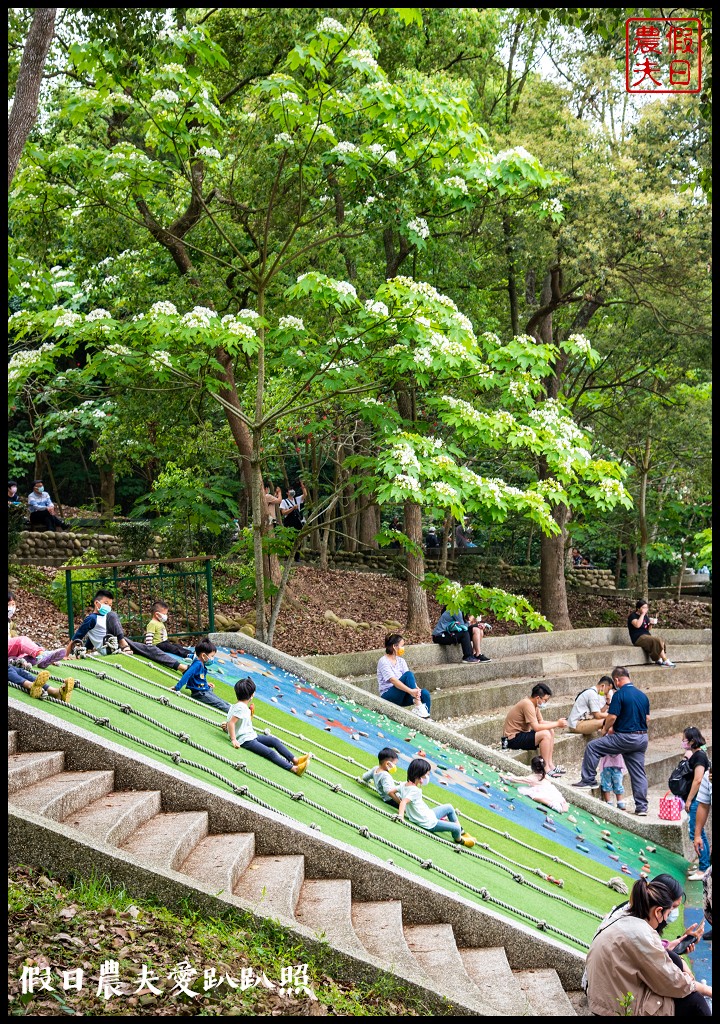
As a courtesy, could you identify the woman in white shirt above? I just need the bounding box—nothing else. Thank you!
[376,633,431,718]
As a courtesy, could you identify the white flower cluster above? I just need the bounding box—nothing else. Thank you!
[160,63,185,74]
[151,89,180,104]
[444,580,463,601]
[364,195,378,206]
[597,478,624,497]
[432,453,454,470]
[111,172,127,181]
[495,145,534,163]
[392,444,420,472]
[444,176,468,194]
[541,198,563,214]
[316,17,346,35]
[406,212,431,238]
[181,306,218,328]
[278,315,305,331]
[347,49,379,71]
[396,473,420,493]
[529,400,583,441]
[8,344,55,382]
[86,308,111,321]
[414,347,434,368]
[195,147,221,159]
[224,320,256,339]
[364,300,388,317]
[431,481,457,498]
[280,91,300,104]
[368,144,397,164]
[332,141,358,156]
[150,301,178,317]
[107,344,131,357]
[508,378,531,399]
[238,308,260,320]
[331,280,357,299]
[360,396,381,406]
[274,132,293,145]
[102,92,133,108]
[394,277,456,310]
[150,350,173,368]
[567,332,592,354]
[104,275,119,285]
[452,311,474,333]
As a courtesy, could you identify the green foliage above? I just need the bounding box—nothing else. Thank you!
[48,548,102,614]
[8,506,26,556]
[423,572,553,632]
[113,520,158,562]
[694,528,712,568]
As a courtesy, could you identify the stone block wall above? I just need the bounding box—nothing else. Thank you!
[11,531,157,567]
[567,567,616,590]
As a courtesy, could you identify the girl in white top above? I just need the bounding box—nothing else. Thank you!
[376,634,431,718]
[227,677,311,775]
[502,756,568,814]
[398,758,475,847]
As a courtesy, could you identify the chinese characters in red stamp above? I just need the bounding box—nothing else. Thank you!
[626,18,702,94]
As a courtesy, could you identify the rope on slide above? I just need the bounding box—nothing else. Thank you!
[10,673,598,944]
[42,659,613,890]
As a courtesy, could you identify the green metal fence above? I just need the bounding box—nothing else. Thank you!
[60,556,215,642]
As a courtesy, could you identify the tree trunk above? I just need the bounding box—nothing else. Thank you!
[614,546,623,590]
[8,8,56,188]
[540,502,573,630]
[98,466,116,518]
[403,500,431,634]
[439,512,451,576]
[343,488,358,552]
[637,439,651,599]
[359,493,380,549]
[626,546,640,594]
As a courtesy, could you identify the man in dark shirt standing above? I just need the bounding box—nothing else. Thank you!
[572,665,650,815]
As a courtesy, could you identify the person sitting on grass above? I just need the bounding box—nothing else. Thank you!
[397,757,476,847]
[172,638,230,714]
[8,665,74,702]
[144,600,193,660]
[227,676,311,775]
[359,747,401,805]
[8,590,66,669]
[65,589,185,672]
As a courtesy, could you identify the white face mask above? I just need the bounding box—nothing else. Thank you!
[157,613,168,623]
[667,907,680,923]
[8,606,16,619]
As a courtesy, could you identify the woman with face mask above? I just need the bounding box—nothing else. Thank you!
[680,728,711,881]
[376,633,431,719]
[584,874,711,1016]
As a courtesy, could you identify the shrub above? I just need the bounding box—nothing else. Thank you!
[113,520,158,563]
[8,505,26,556]
[48,549,102,616]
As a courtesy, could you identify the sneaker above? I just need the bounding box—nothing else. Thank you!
[59,677,75,703]
[29,671,50,699]
[477,654,491,662]
[462,656,480,664]
[72,642,87,659]
[36,648,66,669]
[658,660,675,667]
[687,870,707,881]
[104,635,119,654]
[10,657,33,671]
[572,780,597,789]
[550,764,566,775]
[635,810,648,817]
[410,702,430,718]
[548,768,565,779]
[459,831,476,848]
[617,802,627,810]
[294,759,308,778]
[298,752,312,765]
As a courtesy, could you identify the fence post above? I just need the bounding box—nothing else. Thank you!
[205,558,215,633]
[65,569,74,638]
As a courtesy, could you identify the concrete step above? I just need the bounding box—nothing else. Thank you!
[233,854,305,920]
[351,901,433,983]
[120,811,208,872]
[180,832,255,895]
[9,770,114,822]
[431,663,711,719]
[64,789,163,846]
[8,750,64,794]
[8,731,18,756]
[567,990,593,1015]
[514,967,578,1015]
[295,879,368,955]
[403,923,490,1013]
[459,946,533,1016]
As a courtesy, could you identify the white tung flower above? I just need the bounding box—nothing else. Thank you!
[444,175,468,194]
[107,344,131,357]
[150,350,173,368]
[332,141,358,156]
[160,63,185,74]
[331,280,357,299]
[149,301,178,317]
[86,308,111,321]
[396,474,420,493]
[280,91,300,104]
[274,132,293,145]
[567,332,592,354]
[316,17,347,35]
[406,217,430,240]
[225,321,257,339]
[151,89,180,104]
[364,300,388,317]
[414,347,434,368]
[195,146,221,159]
[237,308,260,320]
[431,481,457,498]
[278,315,305,331]
[181,305,218,328]
[346,49,379,71]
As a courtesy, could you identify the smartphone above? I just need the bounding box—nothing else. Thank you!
[673,933,696,955]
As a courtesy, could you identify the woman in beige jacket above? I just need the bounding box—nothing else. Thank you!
[585,875,711,1016]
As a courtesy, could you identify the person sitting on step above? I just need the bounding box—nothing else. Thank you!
[501,684,567,778]
[566,675,615,736]
[377,633,431,718]
[431,607,479,664]
[227,676,311,774]
[398,757,476,847]
[628,600,675,667]
[144,600,193,660]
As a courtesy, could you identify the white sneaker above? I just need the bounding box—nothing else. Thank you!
[410,702,430,719]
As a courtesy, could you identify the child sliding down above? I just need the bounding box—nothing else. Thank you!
[227,676,311,775]
[398,757,476,847]
[501,756,569,814]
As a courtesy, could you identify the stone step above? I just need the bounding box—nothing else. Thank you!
[233,854,305,920]
[120,811,208,872]
[403,923,490,1013]
[64,788,163,847]
[351,901,433,984]
[459,946,533,1016]
[514,967,578,1015]
[180,832,256,896]
[8,750,65,794]
[9,770,114,822]
[567,989,593,1015]
[8,731,18,756]
[295,879,367,955]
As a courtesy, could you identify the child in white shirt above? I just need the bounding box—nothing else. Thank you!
[227,677,310,775]
[398,758,476,847]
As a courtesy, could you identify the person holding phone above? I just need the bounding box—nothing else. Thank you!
[628,600,675,667]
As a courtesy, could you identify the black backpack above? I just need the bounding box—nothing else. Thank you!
[668,758,695,800]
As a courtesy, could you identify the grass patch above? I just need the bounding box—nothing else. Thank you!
[8,865,438,1017]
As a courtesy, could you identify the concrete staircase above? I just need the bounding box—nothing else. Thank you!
[7,714,588,1016]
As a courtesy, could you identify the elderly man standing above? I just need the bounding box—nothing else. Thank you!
[572,665,650,816]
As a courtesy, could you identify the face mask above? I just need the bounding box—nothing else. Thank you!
[387,764,397,774]
[157,613,168,623]
[97,604,111,616]
[396,647,405,656]
[682,740,691,750]
[8,606,16,619]
[204,657,215,667]
[667,907,680,923]
[36,485,44,492]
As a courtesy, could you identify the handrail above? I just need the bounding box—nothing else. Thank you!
[58,555,213,571]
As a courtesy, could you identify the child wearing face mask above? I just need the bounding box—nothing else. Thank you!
[8,590,67,669]
[398,758,476,847]
[144,600,193,660]
[227,676,311,773]
[172,638,231,712]
[359,747,402,805]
